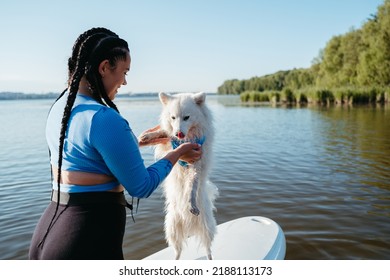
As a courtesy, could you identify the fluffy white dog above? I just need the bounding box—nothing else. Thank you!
[140,92,218,260]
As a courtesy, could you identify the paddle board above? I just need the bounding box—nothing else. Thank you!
[143,216,286,260]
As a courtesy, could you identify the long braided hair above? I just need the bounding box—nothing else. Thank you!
[38,31,129,248]
[57,27,119,101]
[67,28,118,86]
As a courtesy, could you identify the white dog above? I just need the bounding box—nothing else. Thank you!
[140,92,218,260]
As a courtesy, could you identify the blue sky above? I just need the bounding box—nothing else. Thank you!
[0,0,384,94]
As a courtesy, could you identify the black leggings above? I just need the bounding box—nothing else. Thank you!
[29,196,126,260]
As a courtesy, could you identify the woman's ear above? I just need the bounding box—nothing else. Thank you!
[98,59,110,78]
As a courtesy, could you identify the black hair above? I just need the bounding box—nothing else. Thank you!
[57,27,119,100]
[68,27,118,85]
[38,30,129,248]
[85,36,129,111]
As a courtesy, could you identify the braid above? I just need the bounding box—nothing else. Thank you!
[88,69,119,111]
[55,32,127,193]
[102,93,119,112]
[68,27,118,84]
[38,32,109,248]
[52,28,118,104]
[58,32,111,187]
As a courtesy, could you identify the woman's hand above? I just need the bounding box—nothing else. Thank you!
[164,142,202,166]
[139,125,202,166]
[177,142,202,164]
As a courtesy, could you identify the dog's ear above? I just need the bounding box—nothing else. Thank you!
[159,92,171,105]
[193,92,206,105]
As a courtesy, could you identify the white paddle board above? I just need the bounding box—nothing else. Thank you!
[143,216,286,260]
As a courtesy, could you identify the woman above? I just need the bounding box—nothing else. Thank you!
[29,28,201,260]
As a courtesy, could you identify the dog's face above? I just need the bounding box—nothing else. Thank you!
[159,92,206,140]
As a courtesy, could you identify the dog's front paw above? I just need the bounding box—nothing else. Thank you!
[139,133,149,142]
[190,206,200,216]
[138,131,169,146]
[139,132,154,143]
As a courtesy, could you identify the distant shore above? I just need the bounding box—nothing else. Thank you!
[0,92,217,100]
[0,92,60,100]
[0,92,156,100]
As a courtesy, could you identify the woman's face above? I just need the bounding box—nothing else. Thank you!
[102,51,131,100]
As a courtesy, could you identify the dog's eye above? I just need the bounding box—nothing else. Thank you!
[183,116,190,121]
[171,116,176,120]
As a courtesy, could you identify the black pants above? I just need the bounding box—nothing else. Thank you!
[29,194,126,260]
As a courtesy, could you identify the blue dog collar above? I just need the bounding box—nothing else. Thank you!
[171,136,205,167]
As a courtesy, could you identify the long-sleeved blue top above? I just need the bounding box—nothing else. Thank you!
[46,93,172,197]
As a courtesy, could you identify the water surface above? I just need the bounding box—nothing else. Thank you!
[0,96,389,259]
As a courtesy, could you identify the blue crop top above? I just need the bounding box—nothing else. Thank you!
[46,93,172,197]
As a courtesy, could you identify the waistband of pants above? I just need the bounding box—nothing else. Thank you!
[51,189,128,207]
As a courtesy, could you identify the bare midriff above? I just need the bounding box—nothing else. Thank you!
[51,166,124,192]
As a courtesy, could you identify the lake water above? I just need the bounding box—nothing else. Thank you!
[0,95,389,260]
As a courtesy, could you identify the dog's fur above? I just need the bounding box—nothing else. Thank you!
[140,92,218,260]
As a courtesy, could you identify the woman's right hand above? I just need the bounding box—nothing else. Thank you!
[164,142,202,166]
[177,142,202,164]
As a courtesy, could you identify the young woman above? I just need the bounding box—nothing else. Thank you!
[29,28,201,260]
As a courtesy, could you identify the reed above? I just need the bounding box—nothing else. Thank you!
[280,88,295,103]
[293,89,307,103]
[240,87,389,105]
[240,90,269,102]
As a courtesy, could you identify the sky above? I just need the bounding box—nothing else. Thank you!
[0,0,384,94]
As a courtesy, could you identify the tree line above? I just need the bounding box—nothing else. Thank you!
[218,0,390,104]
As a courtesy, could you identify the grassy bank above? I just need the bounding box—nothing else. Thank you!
[240,87,390,105]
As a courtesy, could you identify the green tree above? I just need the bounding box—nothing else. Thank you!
[357,0,390,86]
[339,28,364,85]
[317,35,343,87]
